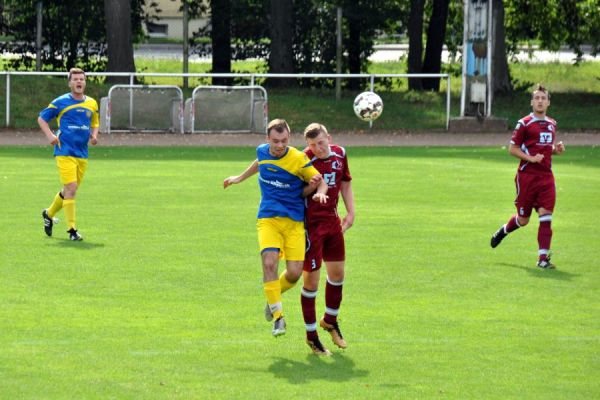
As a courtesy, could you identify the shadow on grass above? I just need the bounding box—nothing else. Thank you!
[497,262,579,281]
[267,352,369,384]
[46,238,106,250]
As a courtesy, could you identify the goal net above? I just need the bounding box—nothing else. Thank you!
[100,85,184,134]
[184,85,268,133]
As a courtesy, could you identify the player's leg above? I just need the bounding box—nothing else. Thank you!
[279,218,306,293]
[42,191,63,237]
[257,218,286,335]
[491,174,531,248]
[319,229,347,349]
[55,156,83,240]
[536,178,556,269]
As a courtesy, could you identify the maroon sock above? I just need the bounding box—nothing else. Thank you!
[505,215,521,233]
[324,277,343,325]
[538,216,553,260]
[301,287,318,340]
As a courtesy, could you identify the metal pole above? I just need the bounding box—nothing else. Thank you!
[5,73,10,127]
[335,7,342,101]
[183,0,189,89]
[486,0,493,117]
[369,75,375,129]
[446,75,451,130]
[36,1,43,71]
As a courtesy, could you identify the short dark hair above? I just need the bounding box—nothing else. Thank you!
[303,123,328,139]
[267,119,290,136]
[68,67,85,81]
[532,84,550,99]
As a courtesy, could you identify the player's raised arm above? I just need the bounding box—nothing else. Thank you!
[223,159,259,188]
[340,180,355,233]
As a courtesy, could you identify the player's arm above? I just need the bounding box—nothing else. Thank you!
[90,126,99,146]
[340,180,355,233]
[223,159,259,188]
[310,174,329,204]
[37,116,58,146]
[302,174,322,198]
[509,144,544,163]
[553,141,565,154]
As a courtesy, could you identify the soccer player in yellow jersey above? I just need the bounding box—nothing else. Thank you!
[38,68,99,241]
[224,119,329,336]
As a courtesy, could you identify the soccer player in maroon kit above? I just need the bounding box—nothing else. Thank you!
[301,123,355,355]
[490,85,565,269]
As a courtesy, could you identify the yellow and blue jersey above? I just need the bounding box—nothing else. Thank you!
[39,93,99,158]
[256,143,320,221]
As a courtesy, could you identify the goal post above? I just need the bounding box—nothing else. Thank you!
[185,85,268,133]
[101,85,184,134]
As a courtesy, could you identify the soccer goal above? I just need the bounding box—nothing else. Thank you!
[184,85,268,133]
[100,85,184,134]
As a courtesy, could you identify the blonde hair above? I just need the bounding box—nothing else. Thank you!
[303,123,328,139]
[267,119,290,136]
[68,67,85,81]
[532,83,550,99]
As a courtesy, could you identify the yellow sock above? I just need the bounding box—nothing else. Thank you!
[47,192,63,218]
[263,279,283,319]
[62,199,76,230]
[279,271,297,294]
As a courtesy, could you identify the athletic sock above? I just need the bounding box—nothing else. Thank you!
[301,287,318,340]
[323,276,344,325]
[279,271,297,294]
[47,191,64,218]
[538,215,553,261]
[263,279,283,320]
[505,215,521,234]
[62,199,76,230]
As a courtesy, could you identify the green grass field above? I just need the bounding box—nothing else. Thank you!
[1,146,599,399]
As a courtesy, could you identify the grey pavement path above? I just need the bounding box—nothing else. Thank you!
[1,129,598,147]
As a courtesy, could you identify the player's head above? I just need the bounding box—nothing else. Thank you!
[266,119,290,157]
[68,68,86,97]
[531,84,550,115]
[304,123,331,159]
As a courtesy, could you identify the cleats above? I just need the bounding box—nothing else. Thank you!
[537,258,556,269]
[320,318,347,349]
[306,337,332,356]
[68,228,83,241]
[490,226,507,248]
[264,302,273,322]
[272,316,286,337]
[42,209,53,236]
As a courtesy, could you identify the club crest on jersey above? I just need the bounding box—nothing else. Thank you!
[331,160,342,170]
[86,110,92,118]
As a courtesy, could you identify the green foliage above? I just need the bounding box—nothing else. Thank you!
[1,146,599,398]
[0,0,156,71]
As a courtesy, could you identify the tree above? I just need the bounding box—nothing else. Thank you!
[491,0,511,94]
[211,0,232,85]
[268,0,294,87]
[421,0,450,91]
[407,0,425,90]
[104,0,136,83]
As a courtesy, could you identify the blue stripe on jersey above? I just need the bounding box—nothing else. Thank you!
[39,93,99,159]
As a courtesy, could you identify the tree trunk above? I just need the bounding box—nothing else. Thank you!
[104,0,135,84]
[407,0,425,91]
[268,0,294,88]
[492,0,512,94]
[211,0,232,86]
[422,0,449,91]
[346,3,362,91]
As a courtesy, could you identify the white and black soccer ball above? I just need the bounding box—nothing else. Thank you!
[353,91,383,122]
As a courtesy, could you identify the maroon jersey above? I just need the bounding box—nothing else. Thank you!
[510,113,557,175]
[304,144,352,222]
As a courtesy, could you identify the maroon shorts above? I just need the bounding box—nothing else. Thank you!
[304,218,345,272]
[514,172,556,218]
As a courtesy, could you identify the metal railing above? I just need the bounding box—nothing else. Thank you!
[0,71,451,130]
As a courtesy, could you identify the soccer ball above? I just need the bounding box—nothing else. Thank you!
[353,91,383,122]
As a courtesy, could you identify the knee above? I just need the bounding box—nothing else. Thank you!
[63,183,78,197]
[517,216,530,226]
